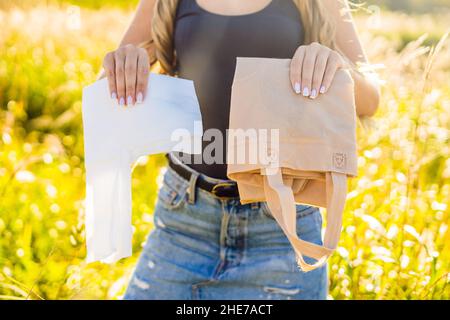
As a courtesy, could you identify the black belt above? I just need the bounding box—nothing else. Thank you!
[165,154,240,199]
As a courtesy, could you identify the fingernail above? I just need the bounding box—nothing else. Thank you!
[119,97,125,106]
[320,85,326,94]
[111,92,117,100]
[310,89,317,99]
[136,92,143,104]
[302,87,310,97]
[127,95,133,106]
[294,82,301,94]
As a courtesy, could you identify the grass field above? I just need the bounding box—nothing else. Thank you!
[0,3,449,299]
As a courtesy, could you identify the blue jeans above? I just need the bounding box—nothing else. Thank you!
[123,160,328,300]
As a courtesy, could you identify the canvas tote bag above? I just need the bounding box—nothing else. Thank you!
[227,57,358,272]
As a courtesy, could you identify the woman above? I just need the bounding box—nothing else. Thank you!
[99,0,380,300]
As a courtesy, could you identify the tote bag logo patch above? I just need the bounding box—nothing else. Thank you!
[333,152,347,169]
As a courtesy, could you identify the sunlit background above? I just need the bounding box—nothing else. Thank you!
[0,0,449,300]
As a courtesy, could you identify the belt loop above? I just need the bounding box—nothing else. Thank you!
[187,171,199,204]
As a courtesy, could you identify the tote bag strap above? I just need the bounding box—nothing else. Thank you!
[262,167,347,272]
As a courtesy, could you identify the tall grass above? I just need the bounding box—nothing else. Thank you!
[0,5,449,299]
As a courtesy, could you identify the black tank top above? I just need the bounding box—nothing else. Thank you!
[173,0,304,179]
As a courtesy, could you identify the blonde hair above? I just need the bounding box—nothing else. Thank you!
[138,0,338,75]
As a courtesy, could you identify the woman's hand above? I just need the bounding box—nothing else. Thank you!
[102,44,150,107]
[290,42,349,99]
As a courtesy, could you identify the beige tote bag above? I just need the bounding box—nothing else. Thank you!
[227,57,358,272]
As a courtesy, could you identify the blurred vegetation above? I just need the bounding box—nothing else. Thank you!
[362,0,450,13]
[0,1,449,299]
[0,0,139,10]
[2,0,450,12]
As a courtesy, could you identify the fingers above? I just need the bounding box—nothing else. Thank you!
[103,44,149,108]
[124,45,138,106]
[136,48,150,104]
[301,42,320,98]
[290,42,345,100]
[310,50,329,99]
[290,46,305,94]
[321,52,342,95]
[102,52,117,100]
[114,47,126,106]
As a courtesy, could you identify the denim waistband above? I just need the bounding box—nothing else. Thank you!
[167,152,237,184]
[163,152,317,217]
[165,152,242,204]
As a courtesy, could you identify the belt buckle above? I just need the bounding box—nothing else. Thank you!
[211,182,237,199]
